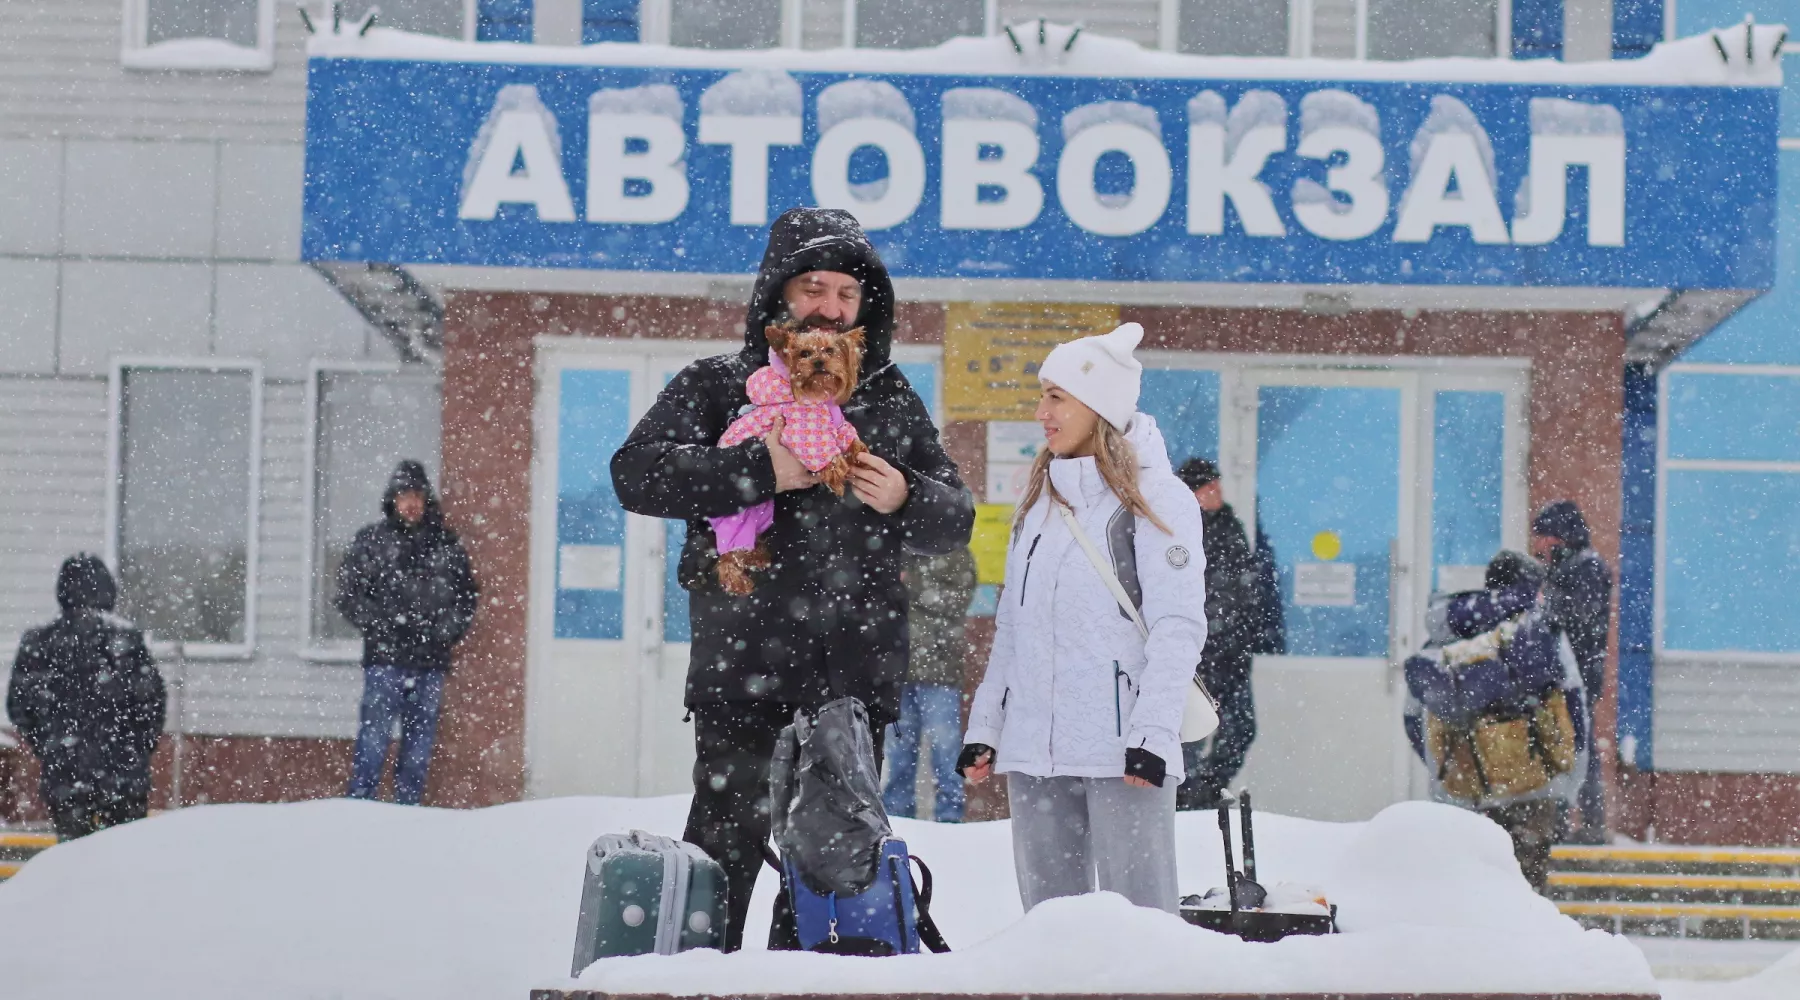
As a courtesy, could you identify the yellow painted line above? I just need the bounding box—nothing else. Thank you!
[1558,900,1800,921]
[0,833,55,850]
[0,862,20,878]
[1550,871,1800,892]
[1552,844,1800,866]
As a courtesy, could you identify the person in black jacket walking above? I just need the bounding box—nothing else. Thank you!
[7,555,166,839]
[1174,459,1261,810]
[336,460,478,806]
[611,207,974,950]
[1531,500,1612,843]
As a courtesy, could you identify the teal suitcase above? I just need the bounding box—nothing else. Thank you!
[570,831,727,973]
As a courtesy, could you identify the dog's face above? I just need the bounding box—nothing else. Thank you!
[766,323,865,404]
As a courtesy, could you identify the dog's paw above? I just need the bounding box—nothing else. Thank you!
[819,456,851,496]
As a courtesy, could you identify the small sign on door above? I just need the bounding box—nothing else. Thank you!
[1294,562,1356,606]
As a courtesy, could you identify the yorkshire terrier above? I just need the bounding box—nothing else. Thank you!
[707,321,870,595]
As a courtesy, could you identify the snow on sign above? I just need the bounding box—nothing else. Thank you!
[302,29,1778,289]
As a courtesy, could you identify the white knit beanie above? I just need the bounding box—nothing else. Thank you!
[1036,322,1144,431]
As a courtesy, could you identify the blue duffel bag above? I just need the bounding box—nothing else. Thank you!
[784,837,947,956]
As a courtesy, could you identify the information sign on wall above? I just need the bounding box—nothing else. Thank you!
[945,303,1119,422]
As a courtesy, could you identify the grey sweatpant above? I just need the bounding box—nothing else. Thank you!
[1007,772,1180,914]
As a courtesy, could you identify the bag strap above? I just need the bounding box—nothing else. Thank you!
[1057,504,1150,641]
[907,856,951,954]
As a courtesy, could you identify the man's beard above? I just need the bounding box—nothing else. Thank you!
[774,307,853,334]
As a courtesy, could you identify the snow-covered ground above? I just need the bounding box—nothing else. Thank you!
[0,794,1780,999]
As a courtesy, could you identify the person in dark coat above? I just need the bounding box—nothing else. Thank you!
[884,544,978,822]
[1531,500,1612,843]
[1173,459,1261,810]
[335,460,479,806]
[6,555,166,839]
[611,207,975,951]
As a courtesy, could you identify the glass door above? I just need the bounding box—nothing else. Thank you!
[1234,369,1417,821]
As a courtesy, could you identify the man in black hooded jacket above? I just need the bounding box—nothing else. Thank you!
[7,555,166,839]
[612,208,974,950]
[1532,500,1612,842]
[335,460,479,806]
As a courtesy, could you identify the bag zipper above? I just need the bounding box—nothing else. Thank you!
[1018,534,1042,606]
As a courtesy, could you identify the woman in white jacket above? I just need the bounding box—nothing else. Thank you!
[959,322,1208,914]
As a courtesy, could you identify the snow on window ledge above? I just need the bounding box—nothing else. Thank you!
[122,37,275,73]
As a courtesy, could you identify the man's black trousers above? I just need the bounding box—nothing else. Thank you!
[683,701,885,953]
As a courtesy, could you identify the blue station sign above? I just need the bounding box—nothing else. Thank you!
[302,36,1779,289]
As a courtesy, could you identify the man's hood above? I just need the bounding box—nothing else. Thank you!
[743,207,896,373]
[1532,500,1592,550]
[56,553,117,614]
[382,459,443,528]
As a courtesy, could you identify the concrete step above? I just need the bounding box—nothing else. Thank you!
[1557,900,1800,939]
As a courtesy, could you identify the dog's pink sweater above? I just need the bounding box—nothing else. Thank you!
[709,352,862,555]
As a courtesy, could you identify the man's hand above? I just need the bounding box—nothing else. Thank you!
[765,416,818,493]
[849,451,908,514]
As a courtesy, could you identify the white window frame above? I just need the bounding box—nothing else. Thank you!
[121,0,278,72]
[1654,362,1800,665]
[1159,0,1512,59]
[300,361,446,663]
[107,358,264,660]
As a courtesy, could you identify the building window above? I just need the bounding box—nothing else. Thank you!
[1364,0,1497,60]
[110,363,261,653]
[306,366,444,656]
[1658,367,1800,656]
[1177,0,1289,57]
[670,0,783,48]
[374,0,474,38]
[852,0,986,49]
[1175,0,1502,59]
[122,0,276,72]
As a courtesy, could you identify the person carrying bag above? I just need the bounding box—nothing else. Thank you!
[958,322,1210,915]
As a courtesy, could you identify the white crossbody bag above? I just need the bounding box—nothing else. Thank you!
[1056,504,1221,743]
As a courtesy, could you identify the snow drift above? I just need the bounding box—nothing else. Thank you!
[0,796,1663,1000]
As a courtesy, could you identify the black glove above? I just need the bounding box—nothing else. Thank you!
[1124,747,1167,788]
[956,743,994,777]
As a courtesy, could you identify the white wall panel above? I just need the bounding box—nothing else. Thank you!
[0,138,63,254]
[0,3,308,144]
[996,0,1160,46]
[0,377,109,662]
[63,139,217,258]
[59,260,213,374]
[1654,659,1800,774]
[217,143,305,261]
[215,264,372,378]
[0,259,59,374]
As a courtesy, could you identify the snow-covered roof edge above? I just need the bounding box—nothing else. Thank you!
[308,21,1784,88]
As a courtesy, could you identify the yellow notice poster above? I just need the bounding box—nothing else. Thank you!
[944,302,1120,422]
[971,503,1016,585]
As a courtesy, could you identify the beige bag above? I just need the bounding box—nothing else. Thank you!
[1056,504,1221,742]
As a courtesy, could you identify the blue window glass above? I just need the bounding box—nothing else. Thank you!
[1432,391,1505,590]
[665,519,691,642]
[1139,368,1221,470]
[556,369,631,639]
[1666,372,1800,463]
[1257,385,1401,657]
[475,0,532,41]
[896,360,940,423]
[1663,470,1800,653]
[583,0,639,42]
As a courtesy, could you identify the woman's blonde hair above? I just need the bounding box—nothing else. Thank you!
[1015,418,1171,534]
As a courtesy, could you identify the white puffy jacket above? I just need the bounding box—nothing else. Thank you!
[965,414,1208,782]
